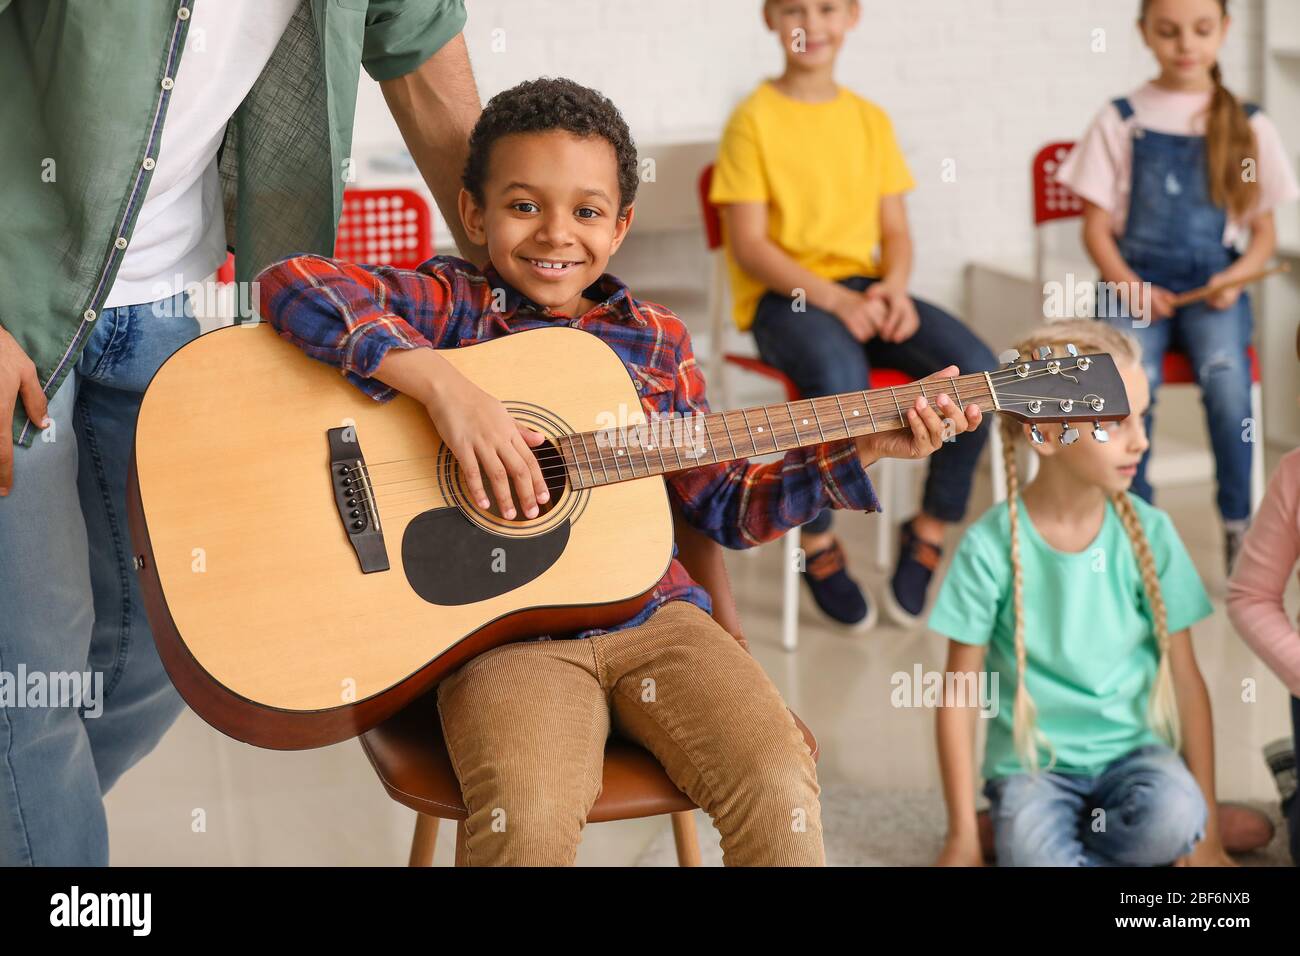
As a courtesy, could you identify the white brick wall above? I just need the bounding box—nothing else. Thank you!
[352,0,1263,315]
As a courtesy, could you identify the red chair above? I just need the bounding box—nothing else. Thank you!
[990,143,1264,513]
[214,187,436,284]
[698,164,914,646]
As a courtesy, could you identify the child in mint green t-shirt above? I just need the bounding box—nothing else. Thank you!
[929,320,1236,868]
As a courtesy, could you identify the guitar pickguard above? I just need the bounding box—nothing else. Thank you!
[400,507,570,606]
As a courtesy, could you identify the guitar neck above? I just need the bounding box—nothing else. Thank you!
[558,371,996,490]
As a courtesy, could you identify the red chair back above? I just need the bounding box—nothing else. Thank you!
[336,188,435,267]
[213,188,435,281]
[698,164,723,251]
[1032,142,1085,226]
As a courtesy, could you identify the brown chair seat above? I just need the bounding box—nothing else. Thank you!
[360,689,818,824]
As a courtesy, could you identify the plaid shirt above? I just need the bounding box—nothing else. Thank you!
[255,254,881,637]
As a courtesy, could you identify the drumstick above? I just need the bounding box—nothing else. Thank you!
[1171,263,1291,308]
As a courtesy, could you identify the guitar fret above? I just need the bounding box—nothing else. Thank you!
[785,402,801,451]
[585,433,609,487]
[719,411,740,460]
[808,398,827,443]
[832,393,852,440]
[862,391,877,432]
[890,386,904,427]
[761,406,779,455]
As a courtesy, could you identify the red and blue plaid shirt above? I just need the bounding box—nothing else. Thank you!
[255,254,881,636]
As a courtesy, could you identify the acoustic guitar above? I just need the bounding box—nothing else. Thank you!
[126,324,1129,749]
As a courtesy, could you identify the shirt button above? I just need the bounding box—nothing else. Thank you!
[84,309,97,322]
[177,6,190,19]
[142,157,156,170]
[161,77,175,91]
[114,236,127,250]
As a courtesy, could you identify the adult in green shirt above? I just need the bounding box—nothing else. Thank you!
[0,0,481,865]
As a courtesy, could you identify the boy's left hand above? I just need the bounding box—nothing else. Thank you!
[853,365,982,468]
[1205,270,1244,312]
[866,281,920,343]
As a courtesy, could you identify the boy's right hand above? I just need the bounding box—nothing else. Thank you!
[422,362,549,520]
[831,287,886,342]
[0,323,50,498]
[935,832,984,867]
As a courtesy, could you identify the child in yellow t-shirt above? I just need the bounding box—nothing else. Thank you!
[710,0,996,629]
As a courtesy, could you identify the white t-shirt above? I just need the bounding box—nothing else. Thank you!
[104,0,301,308]
[1056,81,1300,247]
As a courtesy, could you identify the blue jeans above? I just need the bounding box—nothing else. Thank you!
[0,291,198,865]
[983,744,1207,867]
[1099,292,1254,522]
[751,276,996,533]
[1289,697,1300,866]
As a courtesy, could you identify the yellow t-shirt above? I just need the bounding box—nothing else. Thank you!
[709,82,916,330]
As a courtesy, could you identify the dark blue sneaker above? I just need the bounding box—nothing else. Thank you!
[801,539,875,630]
[882,518,943,627]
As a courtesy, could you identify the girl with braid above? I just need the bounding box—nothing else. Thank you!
[928,320,1237,866]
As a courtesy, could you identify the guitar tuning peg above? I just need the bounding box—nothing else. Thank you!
[1092,421,1109,443]
[1066,343,1079,357]
[1059,426,1080,447]
[998,349,1021,367]
[1029,424,1045,445]
[1036,345,1052,361]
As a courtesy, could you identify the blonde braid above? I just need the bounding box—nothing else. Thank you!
[1002,412,1054,772]
[1111,489,1181,750]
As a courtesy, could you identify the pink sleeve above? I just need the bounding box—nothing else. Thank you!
[1226,450,1300,697]
[1245,112,1300,223]
[1056,104,1127,215]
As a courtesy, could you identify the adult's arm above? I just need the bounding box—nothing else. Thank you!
[380,33,487,267]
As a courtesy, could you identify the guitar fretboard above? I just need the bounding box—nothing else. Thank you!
[558,372,995,489]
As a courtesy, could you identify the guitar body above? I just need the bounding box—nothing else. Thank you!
[127,324,673,750]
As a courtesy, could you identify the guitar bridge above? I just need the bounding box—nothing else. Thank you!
[327,427,390,574]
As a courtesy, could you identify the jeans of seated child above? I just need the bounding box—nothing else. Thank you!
[751,275,995,535]
[983,743,1206,866]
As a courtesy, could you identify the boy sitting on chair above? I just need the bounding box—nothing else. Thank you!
[256,77,981,865]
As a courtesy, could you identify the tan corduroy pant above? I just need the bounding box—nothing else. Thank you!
[436,600,824,866]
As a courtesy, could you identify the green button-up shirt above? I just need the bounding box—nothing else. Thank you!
[0,0,466,447]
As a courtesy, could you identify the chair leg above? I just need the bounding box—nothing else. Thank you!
[1250,382,1264,516]
[671,810,702,867]
[454,820,471,867]
[782,527,800,652]
[408,812,439,867]
[874,460,893,568]
[989,420,1006,503]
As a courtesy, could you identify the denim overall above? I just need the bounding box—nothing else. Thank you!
[1099,96,1257,522]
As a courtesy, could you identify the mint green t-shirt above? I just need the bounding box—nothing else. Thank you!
[927,493,1213,780]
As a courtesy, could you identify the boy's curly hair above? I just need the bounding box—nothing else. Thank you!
[462,77,639,215]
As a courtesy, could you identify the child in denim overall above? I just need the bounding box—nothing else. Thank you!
[1058,0,1299,574]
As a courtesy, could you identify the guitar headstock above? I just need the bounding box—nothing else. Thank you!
[988,343,1131,446]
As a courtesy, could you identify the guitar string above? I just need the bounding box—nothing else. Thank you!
[352,393,1106,522]
[357,360,1092,475]
[347,368,1110,510]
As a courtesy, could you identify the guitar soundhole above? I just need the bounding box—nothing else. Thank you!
[482,436,569,520]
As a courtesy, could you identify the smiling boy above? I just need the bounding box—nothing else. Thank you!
[256,77,982,865]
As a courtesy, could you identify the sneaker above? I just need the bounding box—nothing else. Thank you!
[801,538,875,630]
[881,517,943,627]
[1225,519,1250,576]
[1265,737,1297,807]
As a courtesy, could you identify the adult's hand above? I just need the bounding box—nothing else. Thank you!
[0,324,50,497]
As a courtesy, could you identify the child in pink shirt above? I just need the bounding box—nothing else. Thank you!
[1227,429,1300,865]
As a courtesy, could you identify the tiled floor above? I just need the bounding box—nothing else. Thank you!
[105,443,1296,865]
